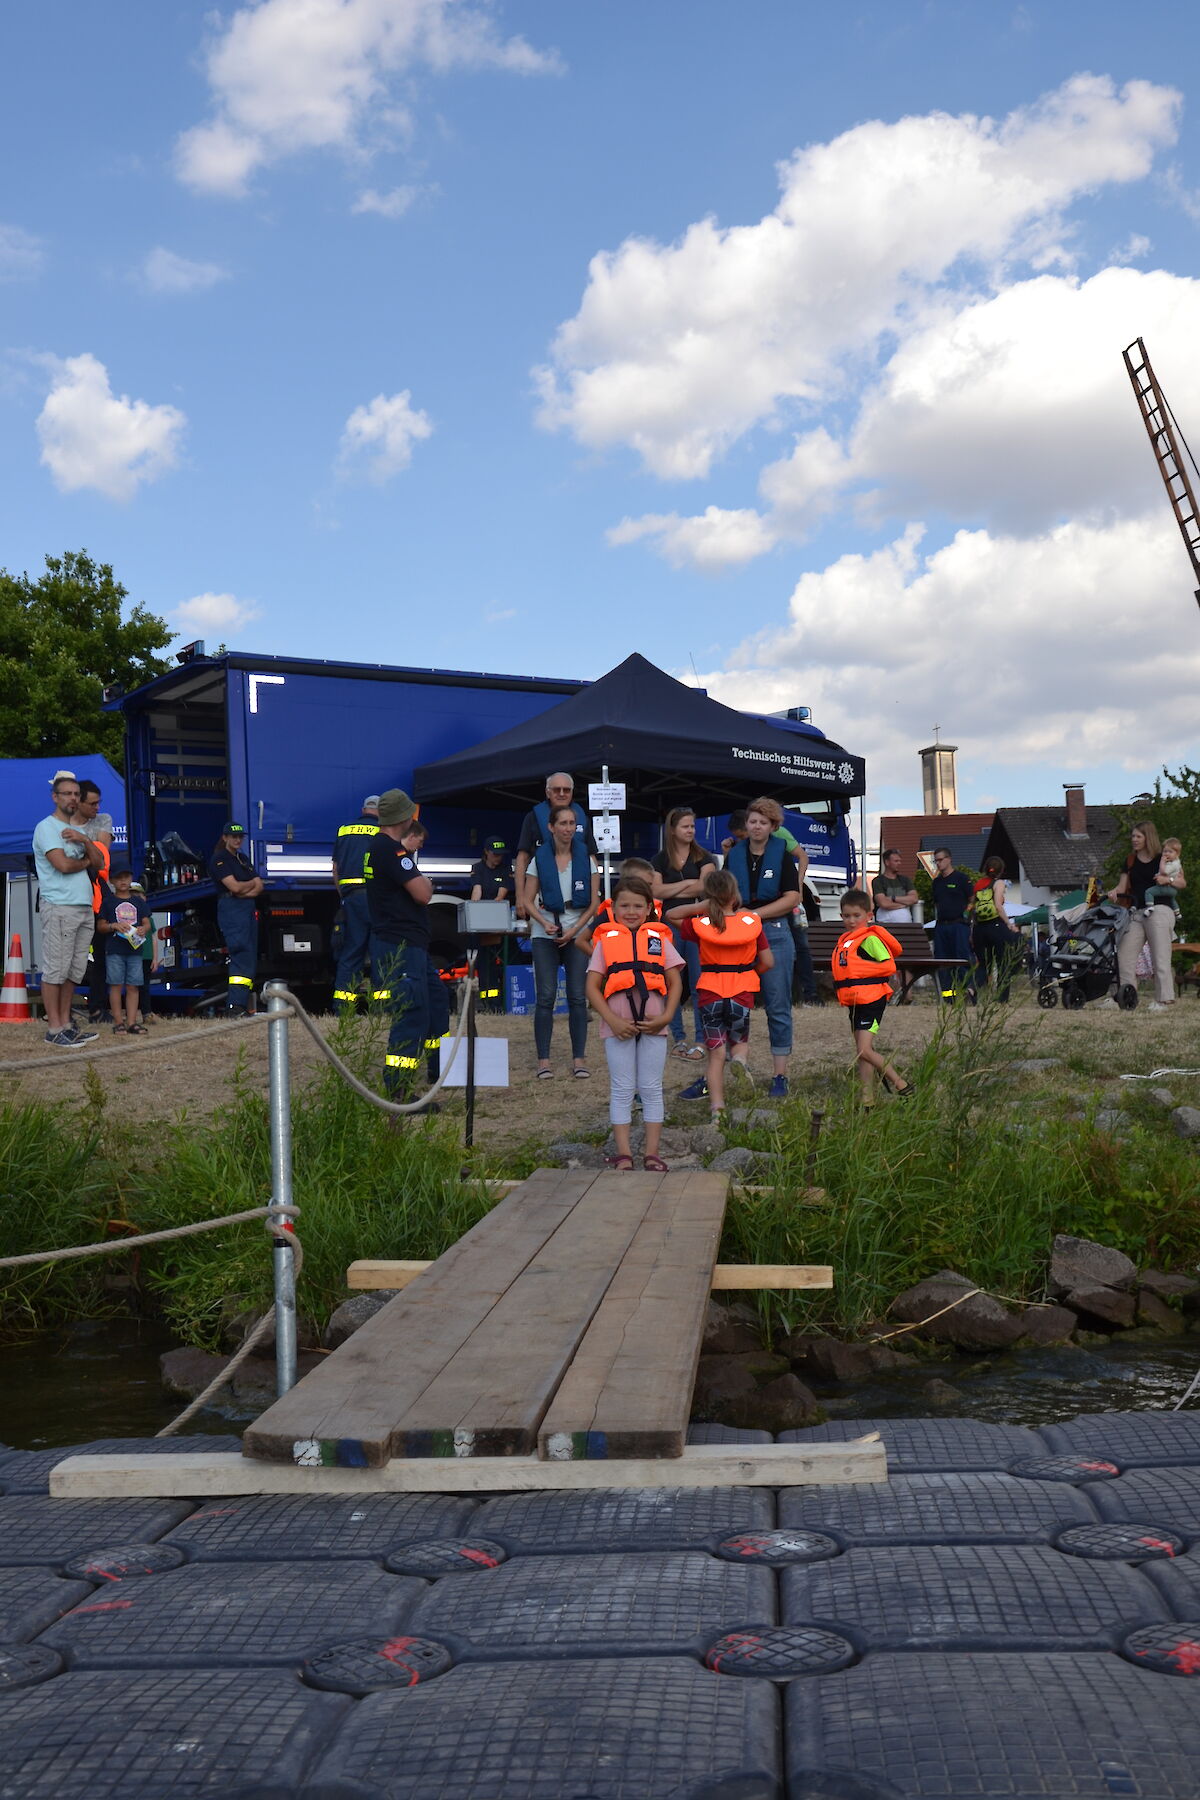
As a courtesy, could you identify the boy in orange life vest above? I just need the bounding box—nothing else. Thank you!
[833,890,914,1107]
[586,876,684,1170]
[667,868,773,1120]
[577,857,661,955]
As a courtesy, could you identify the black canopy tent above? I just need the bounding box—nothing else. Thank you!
[413,653,865,818]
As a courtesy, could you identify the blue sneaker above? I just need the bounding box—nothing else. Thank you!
[769,1074,790,1100]
[679,1076,708,1100]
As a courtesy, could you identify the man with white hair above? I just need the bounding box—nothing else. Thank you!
[513,773,594,919]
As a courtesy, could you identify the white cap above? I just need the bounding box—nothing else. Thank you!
[51,768,77,783]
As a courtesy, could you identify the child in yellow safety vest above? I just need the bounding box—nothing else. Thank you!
[586,876,684,1170]
[833,890,915,1107]
[667,868,773,1119]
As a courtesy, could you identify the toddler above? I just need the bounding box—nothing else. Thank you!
[1145,837,1183,914]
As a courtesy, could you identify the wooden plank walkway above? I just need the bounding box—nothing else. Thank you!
[244,1168,601,1467]
[347,1259,834,1291]
[245,1167,716,1469]
[539,1169,727,1461]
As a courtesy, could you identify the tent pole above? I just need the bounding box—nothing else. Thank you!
[601,764,611,901]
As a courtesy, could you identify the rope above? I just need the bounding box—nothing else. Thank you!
[1120,1068,1200,1082]
[868,1284,1054,1344]
[0,1206,276,1270]
[156,1305,281,1436]
[282,975,475,1116]
[0,1011,268,1073]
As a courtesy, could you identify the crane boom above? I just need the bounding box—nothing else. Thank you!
[1123,336,1200,611]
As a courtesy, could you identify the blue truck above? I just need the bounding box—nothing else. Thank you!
[113,649,858,1004]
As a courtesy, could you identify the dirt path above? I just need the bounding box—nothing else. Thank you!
[2,987,1196,1155]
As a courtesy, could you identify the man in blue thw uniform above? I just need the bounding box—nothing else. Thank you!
[366,788,441,1099]
[331,793,379,1008]
[208,822,263,1010]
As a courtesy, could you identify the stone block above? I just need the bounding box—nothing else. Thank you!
[1049,1234,1137,1296]
[709,1146,756,1174]
[1138,1269,1200,1302]
[545,1140,608,1169]
[1014,1304,1078,1347]
[1136,1288,1184,1333]
[701,1301,762,1356]
[888,1269,1024,1351]
[725,1372,822,1432]
[1062,1284,1137,1329]
[691,1354,758,1408]
[1146,1087,1177,1109]
[689,1124,727,1159]
[324,1291,391,1349]
[1171,1107,1200,1141]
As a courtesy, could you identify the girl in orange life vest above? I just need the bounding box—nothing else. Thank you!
[834,890,914,1107]
[586,876,684,1171]
[577,857,661,956]
[667,868,773,1120]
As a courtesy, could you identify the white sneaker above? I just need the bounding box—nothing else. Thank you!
[1093,997,1118,1010]
[1148,1001,1174,1012]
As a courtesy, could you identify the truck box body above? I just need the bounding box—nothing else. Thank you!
[114,651,859,1000]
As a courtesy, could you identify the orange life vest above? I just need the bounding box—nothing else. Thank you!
[594,921,670,1019]
[91,839,111,915]
[832,923,902,1006]
[690,911,763,997]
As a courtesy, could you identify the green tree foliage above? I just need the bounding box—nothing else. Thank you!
[0,551,172,762]
[1107,765,1200,939]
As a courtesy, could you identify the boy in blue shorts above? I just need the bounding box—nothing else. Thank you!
[97,863,152,1035]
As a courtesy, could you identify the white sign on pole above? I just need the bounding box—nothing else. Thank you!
[593,815,622,854]
[438,1037,510,1087]
[588,782,626,811]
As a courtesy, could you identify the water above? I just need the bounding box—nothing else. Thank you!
[0,1319,255,1451]
[2,1321,1197,1451]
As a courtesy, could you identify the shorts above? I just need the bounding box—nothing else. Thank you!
[105,947,145,988]
[847,998,888,1035]
[41,905,94,986]
[698,996,751,1049]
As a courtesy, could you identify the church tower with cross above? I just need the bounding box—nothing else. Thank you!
[919,726,958,815]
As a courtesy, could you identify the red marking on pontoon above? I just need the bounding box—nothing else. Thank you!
[378,1636,422,1685]
[72,1601,133,1613]
[458,1548,500,1568]
[1136,1637,1200,1675]
[1138,1537,1178,1556]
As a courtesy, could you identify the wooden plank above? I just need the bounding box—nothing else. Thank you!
[539,1171,727,1461]
[346,1259,834,1292]
[243,1168,600,1468]
[50,1440,887,1498]
[385,1170,666,1459]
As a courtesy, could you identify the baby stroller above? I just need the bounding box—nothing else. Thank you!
[1035,901,1135,1010]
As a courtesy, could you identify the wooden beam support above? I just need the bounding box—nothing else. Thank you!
[50,1440,886,1498]
[346,1259,834,1292]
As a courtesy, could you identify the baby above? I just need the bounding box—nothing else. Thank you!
[1145,837,1183,913]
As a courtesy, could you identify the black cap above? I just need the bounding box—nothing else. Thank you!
[486,838,507,853]
[222,821,246,836]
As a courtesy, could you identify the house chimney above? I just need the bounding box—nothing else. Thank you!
[1063,783,1087,839]
[919,741,958,815]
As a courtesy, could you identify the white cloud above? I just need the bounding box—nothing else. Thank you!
[173,592,262,635]
[698,515,1200,779]
[337,388,433,481]
[1111,232,1152,264]
[176,0,560,196]
[608,506,777,571]
[352,184,420,217]
[538,75,1178,480]
[485,606,516,623]
[142,247,230,294]
[36,354,186,502]
[0,224,44,281]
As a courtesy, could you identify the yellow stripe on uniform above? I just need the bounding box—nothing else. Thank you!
[384,1054,421,1069]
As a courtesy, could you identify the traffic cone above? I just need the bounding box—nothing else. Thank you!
[0,934,32,1022]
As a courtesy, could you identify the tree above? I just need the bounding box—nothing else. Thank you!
[1106,766,1200,940]
[0,551,173,763]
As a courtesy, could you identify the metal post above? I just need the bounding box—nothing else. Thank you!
[601,762,612,901]
[265,979,298,1397]
[464,949,478,1149]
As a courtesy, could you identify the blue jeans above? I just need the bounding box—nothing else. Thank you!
[933,919,972,997]
[667,928,703,1044]
[217,894,257,1009]
[105,947,144,988]
[530,935,589,1061]
[333,887,371,1001]
[759,917,795,1055]
[791,920,816,1002]
[371,936,441,1093]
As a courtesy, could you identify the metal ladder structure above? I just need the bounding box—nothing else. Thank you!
[1123,336,1200,611]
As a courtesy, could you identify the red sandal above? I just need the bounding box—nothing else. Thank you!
[642,1155,669,1172]
[605,1154,635,1170]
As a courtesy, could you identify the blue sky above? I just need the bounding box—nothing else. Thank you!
[3,0,1199,840]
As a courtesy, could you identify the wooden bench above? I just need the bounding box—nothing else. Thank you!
[244,1167,734,1469]
[808,921,970,1003]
